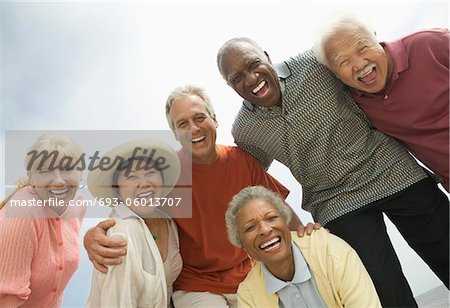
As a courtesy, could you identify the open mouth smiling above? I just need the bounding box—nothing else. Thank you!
[356,64,377,84]
[259,236,281,252]
[192,135,206,143]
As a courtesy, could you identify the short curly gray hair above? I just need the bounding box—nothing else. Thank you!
[225,186,292,247]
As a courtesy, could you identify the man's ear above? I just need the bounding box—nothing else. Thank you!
[264,51,272,63]
[213,115,218,128]
[171,129,180,141]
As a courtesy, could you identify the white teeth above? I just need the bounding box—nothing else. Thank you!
[260,237,280,249]
[357,64,375,78]
[49,188,70,196]
[192,136,206,143]
[137,190,154,198]
[252,80,266,94]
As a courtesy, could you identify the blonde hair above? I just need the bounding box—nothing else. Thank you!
[0,134,83,209]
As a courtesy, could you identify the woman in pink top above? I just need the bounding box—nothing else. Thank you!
[0,134,86,308]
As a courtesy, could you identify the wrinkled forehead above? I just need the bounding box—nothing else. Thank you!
[330,27,375,46]
[227,41,265,59]
[117,157,160,174]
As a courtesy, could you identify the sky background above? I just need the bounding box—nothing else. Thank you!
[1,0,448,306]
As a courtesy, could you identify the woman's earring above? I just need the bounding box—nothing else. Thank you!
[79,178,85,189]
[27,185,37,195]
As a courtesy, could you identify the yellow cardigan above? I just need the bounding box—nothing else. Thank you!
[237,229,381,307]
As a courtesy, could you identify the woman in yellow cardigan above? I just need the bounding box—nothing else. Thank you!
[225,186,381,308]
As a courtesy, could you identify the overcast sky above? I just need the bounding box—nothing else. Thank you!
[1,0,448,306]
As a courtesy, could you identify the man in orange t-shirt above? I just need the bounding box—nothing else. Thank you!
[84,85,313,307]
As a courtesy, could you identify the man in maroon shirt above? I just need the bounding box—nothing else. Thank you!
[313,14,449,192]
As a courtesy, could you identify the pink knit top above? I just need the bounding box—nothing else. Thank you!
[0,188,85,307]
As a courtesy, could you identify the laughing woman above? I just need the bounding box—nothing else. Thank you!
[225,186,381,308]
[0,134,86,308]
[86,139,182,308]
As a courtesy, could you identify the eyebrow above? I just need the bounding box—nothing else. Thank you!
[240,210,278,228]
[227,71,240,83]
[331,52,345,64]
[242,219,256,230]
[227,56,258,82]
[175,111,206,125]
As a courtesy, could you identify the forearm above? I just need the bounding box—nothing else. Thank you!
[288,210,302,231]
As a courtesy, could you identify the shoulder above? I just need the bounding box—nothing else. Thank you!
[286,49,328,73]
[107,217,144,241]
[217,144,250,160]
[294,229,354,261]
[400,28,449,47]
[232,106,253,133]
[1,189,45,230]
[239,261,263,288]
[219,144,260,168]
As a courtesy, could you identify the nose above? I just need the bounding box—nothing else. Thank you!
[52,170,66,186]
[187,120,201,134]
[258,221,271,235]
[244,70,259,87]
[352,57,368,71]
[137,176,151,188]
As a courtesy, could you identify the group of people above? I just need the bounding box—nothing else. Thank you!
[0,14,448,308]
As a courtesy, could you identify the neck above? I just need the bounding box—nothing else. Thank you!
[266,249,295,281]
[143,217,164,225]
[50,204,67,216]
[192,146,219,165]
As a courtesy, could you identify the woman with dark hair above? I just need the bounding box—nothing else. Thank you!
[86,139,182,307]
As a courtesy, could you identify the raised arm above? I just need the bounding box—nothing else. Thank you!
[284,201,322,237]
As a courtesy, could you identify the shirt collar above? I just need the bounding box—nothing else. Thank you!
[242,61,291,111]
[110,203,141,219]
[262,241,312,294]
[110,203,169,220]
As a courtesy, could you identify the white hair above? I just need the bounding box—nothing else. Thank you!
[165,84,216,132]
[312,12,377,67]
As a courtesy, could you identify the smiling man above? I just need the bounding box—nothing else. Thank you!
[313,14,449,192]
[225,186,381,307]
[83,85,322,308]
[217,37,449,307]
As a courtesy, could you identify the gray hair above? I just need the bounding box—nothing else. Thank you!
[225,186,292,247]
[312,12,376,67]
[165,84,216,132]
[217,37,267,77]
